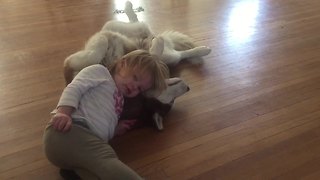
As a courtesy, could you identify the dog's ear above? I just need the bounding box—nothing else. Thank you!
[156,77,190,104]
[150,37,164,56]
[166,77,182,86]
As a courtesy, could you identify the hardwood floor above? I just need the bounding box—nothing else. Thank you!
[1,0,320,179]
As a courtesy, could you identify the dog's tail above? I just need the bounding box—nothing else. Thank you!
[125,1,139,22]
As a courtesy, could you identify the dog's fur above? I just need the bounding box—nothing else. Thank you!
[63,1,211,84]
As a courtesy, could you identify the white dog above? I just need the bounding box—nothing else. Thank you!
[63,1,211,84]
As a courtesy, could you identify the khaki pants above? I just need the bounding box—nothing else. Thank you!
[43,125,142,180]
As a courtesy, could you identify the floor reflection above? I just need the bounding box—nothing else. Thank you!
[226,0,260,46]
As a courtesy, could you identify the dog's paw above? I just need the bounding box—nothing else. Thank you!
[65,51,88,70]
[194,46,212,56]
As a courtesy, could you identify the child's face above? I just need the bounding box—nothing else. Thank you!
[114,62,152,97]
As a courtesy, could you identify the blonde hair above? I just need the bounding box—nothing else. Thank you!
[109,50,169,93]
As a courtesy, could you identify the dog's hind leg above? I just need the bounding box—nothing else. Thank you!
[64,49,106,84]
[179,46,211,59]
[162,46,211,65]
[124,1,138,22]
[173,46,211,64]
[63,33,109,84]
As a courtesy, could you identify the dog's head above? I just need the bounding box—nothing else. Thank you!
[153,77,190,104]
[145,77,190,130]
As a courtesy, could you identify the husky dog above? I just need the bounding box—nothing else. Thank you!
[120,77,190,130]
[63,1,211,84]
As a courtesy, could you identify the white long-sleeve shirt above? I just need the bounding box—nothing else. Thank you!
[56,64,123,141]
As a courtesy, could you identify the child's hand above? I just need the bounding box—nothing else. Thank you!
[50,113,72,132]
[115,119,137,136]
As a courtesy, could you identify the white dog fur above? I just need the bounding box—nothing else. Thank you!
[63,1,211,84]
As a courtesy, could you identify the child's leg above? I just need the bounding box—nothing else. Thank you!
[43,125,142,180]
[75,158,141,180]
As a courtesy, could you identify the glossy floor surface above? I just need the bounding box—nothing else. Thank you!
[1,0,320,179]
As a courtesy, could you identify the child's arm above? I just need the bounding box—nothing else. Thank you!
[114,119,137,136]
[51,106,74,132]
[53,65,110,132]
[58,65,110,110]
